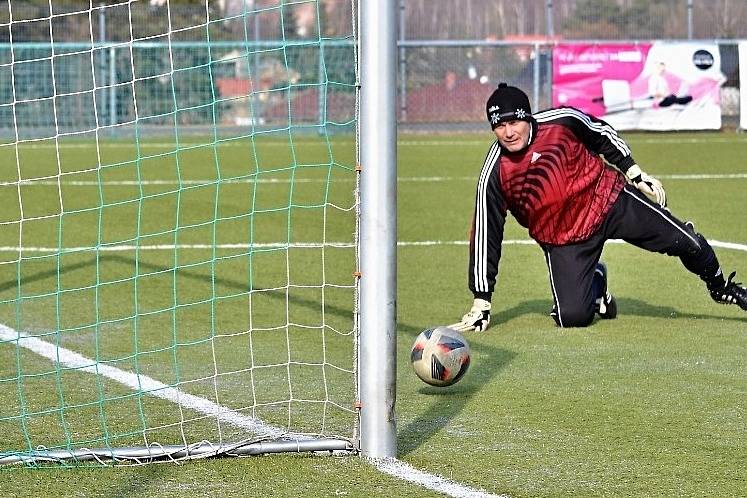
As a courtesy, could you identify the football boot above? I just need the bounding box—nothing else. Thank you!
[709,272,747,310]
[594,262,617,319]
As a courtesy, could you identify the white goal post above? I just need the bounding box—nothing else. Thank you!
[358,0,398,458]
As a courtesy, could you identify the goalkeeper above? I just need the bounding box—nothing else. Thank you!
[452,83,747,331]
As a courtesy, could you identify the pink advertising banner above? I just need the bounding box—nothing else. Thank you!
[553,42,725,130]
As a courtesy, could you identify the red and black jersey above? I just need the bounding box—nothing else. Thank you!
[468,107,633,299]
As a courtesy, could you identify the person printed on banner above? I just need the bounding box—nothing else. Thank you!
[648,61,693,107]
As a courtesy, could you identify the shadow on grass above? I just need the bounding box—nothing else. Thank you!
[394,295,745,457]
[5,256,744,326]
[615,297,747,324]
[0,253,355,322]
[486,296,747,326]
[490,298,550,324]
[0,256,99,294]
[109,464,164,498]
[395,322,516,457]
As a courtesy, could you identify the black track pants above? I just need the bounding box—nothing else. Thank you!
[542,185,717,327]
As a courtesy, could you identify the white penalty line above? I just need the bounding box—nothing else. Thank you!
[397,137,747,146]
[0,323,503,498]
[393,239,747,252]
[373,457,507,498]
[0,324,285,440]
[2,178,343,187]
[0,242,355,253]
[0,239,746,254]
[5,173,747,187]
[398,174,747,181]
[7,136,747,149]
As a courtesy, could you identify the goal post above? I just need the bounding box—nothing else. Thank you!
[358,0,398,458]
[0,0,398,465]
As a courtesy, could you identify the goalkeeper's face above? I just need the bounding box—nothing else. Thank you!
[493,119,530,152]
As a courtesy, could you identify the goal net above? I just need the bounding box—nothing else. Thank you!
[0,0,359,465]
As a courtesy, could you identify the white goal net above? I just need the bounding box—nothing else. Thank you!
[0,0,360,465]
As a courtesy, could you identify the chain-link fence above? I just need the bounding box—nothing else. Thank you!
[0,1,356,138]
[397,40,741,130]
[398,0,745,129]
[402,0,747,40]
[1,41,356,139]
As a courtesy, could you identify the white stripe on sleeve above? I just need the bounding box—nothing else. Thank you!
[534,107,631,156]
[473,141,501,292]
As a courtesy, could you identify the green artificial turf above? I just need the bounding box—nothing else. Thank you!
[0,132,745,497]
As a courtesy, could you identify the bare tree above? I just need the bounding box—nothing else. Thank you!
[697,0,747,37]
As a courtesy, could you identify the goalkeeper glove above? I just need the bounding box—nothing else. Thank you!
[449,298,491,332]
[626,164,666,208]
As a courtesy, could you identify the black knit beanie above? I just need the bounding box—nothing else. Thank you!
[486,83,532,129]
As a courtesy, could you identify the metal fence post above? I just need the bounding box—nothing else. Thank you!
[318,41,325,132]
[109,46,116,127]
[533,41,540,109]
[687,0,693,39]
[399,0,407,122]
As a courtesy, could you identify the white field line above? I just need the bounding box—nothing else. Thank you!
[393,174,747,181]
[398,137,747,146]
[6,136,747,149]
[389,239,747,253]
[0,242,354,253]
[3,178,332,186]
[0,323,505,498]
[372,457,507,498]
[0,324,285,439]
[4,173,747,187]
[0,239,746,254]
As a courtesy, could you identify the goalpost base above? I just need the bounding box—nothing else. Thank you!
[0,438,355,466]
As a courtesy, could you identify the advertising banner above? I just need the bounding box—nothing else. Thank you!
[553,42,724,130]
[740,42,747,131]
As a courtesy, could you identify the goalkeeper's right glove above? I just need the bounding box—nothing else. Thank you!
[449,298,491,332]
[626,164,666,208]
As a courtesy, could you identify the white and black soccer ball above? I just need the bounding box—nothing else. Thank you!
[410,326,471,387]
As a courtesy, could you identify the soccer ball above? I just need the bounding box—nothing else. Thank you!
[410,326,471,387]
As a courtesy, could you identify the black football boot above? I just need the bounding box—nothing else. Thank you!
[709,272,747,310]
[594,262,617,319]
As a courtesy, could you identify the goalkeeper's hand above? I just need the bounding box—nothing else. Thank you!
[626,164,666,208]
[449,298,491,332]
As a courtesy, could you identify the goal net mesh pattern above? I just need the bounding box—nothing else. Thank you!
[0,0,358,465]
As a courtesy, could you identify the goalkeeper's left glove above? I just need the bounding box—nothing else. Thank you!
[626,164,666,208]
[449,298,491,332]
